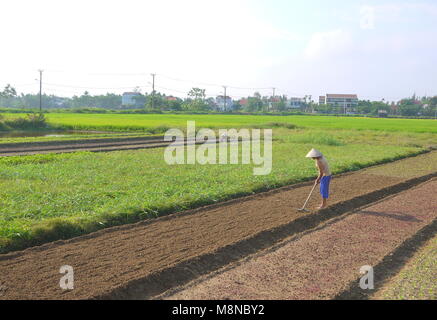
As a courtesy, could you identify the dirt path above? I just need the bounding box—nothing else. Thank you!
[0,151,436,300]
[0,136,235,156]
[0,136,165,156]
[163,179,437,300]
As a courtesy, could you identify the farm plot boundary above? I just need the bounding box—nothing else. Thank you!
[0,136,254,156]
[0,135,165,149]
[96,173,437,300]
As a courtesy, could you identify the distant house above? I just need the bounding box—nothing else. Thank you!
[324,94,359,112]
[216,95,233,111]
[287,97,304,109]
[122,92,142,106]
[239,98,249,107]
[53,97,69,108]
[326,94,358,107]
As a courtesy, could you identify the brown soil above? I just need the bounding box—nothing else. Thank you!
[0,135,164,149]
[0,151,436,300]
[163,179,437,300]
[0,136,213,156]
[369,226,437,300]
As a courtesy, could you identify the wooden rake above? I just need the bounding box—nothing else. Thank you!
[297,182,318,213]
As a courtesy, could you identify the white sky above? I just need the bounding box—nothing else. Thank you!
[1,0,437,102]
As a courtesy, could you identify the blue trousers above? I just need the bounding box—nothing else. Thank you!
[320,176,332,199]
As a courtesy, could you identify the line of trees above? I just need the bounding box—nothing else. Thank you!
[1,84,436,117]
[0,84,282,113]
[0,87,122,109]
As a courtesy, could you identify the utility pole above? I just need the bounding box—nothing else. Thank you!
[151,73,156,109]
[309,95,313,113]
[271,87,276,111]
[38,69,43,112]
[223,86,227,111]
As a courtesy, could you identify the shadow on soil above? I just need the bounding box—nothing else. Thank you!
[95,173,437,300]
[358,211,422,223]
[334,217,437,300]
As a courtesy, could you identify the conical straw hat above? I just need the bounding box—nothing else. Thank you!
[306,148,323,158]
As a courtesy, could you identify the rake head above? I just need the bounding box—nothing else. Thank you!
[297,208,310,213]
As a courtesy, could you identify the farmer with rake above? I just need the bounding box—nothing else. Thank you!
[307,148,332,209]
[299,149,332,212]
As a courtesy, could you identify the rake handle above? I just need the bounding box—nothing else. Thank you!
[301,182,318,210]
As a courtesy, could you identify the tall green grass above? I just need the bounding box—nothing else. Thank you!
[281,131,343,146]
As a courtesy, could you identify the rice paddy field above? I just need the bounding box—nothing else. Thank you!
[3,112,437,133]
[0,113,436,253]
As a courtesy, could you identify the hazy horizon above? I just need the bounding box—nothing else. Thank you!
[1,0,437,102]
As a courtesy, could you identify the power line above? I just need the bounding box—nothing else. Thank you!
[158,74,220,88]
[43,69,149,77]
[227,85,275,91]
[0,82,37,87]
[43,79,252,99]
[39,70,274,91]
[158,73,274,91]
[43,83,143,90]
[7,69,278,96]
[154,85,186,94]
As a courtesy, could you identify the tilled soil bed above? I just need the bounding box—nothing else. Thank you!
[0,151,436,300]
[163,179,437,300]
[0,136,196,156]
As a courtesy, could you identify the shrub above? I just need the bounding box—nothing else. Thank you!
[265,122,298,129]
[250,122,298,130]
[2,113,49,130]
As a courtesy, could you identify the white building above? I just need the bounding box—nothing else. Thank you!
[215,95,233,111]
[325,94,358,109]
[122,92,142,106]
[287,97,304,109]
[53,97,69,108]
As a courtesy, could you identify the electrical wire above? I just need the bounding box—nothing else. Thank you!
[43,83,146,90]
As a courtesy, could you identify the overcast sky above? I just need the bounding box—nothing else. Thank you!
[1,0,436,101]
